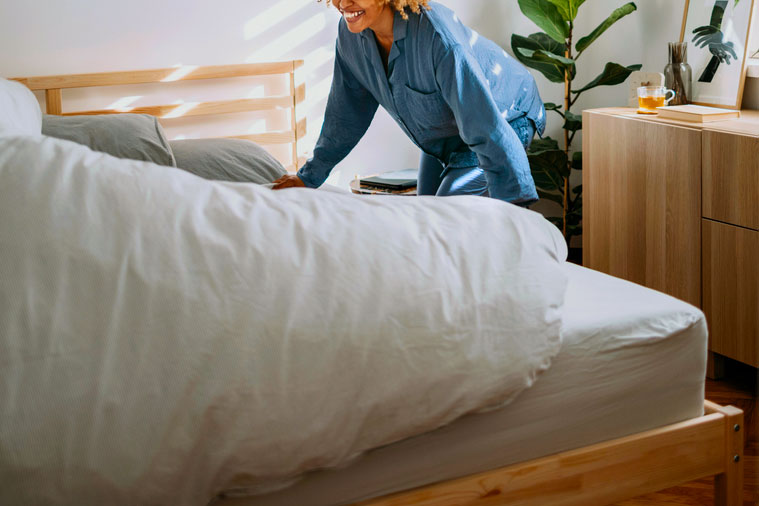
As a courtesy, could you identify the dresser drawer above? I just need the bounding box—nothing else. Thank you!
[703,130,759,230]
[702,219,759,367]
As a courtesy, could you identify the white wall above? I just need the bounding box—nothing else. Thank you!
[0,0,687,188]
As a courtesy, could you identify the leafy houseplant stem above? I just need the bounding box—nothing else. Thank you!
[512,0,640,245]
[563,29,571,237]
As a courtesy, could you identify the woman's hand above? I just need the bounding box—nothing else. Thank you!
[272,174,307,190]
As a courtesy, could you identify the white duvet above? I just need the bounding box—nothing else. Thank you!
[0,135,568,505]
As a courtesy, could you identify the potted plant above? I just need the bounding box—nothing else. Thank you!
[512,0,641,248]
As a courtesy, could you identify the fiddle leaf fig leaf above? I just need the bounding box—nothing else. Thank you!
[572,151,583,170]
[514,0,639,245]
[576,3,637,55]
[538,188,565,206]
[545,0,571,21]
[529,149,570,190]
[517,0,570,43]
[512,33,572,83]
[529,136,560,153]
[546,0,587,21]
[517,47,576,82]
[563,111,582,132]
[518,48,575,67]
[572,62,642,94]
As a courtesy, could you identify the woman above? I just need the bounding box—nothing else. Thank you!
[273,0,545,205]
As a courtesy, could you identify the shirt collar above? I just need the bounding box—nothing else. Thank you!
[392,9,408,43]
[359,9,407,67]
[360,9,408,43]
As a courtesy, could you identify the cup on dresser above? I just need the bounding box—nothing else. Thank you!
[637,86,676,114]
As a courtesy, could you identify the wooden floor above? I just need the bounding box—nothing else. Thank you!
[615,360,758,506]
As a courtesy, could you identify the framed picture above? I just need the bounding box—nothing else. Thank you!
[680,0,757,108]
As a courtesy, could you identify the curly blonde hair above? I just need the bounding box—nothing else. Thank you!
[321,0,430,20]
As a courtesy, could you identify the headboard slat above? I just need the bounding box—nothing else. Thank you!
[12,62,299,90]
[228,131,298,145]
[64,96,294,119]
[295,83,306,105]
[45,89,62,115]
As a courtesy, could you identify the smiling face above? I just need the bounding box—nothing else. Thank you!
[331,0,392,34]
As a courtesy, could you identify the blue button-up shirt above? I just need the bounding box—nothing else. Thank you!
[298,2,545,203]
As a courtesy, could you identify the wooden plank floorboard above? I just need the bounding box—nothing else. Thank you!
[614,371,758,506]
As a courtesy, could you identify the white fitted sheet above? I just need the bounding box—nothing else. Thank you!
[234,263,707,506]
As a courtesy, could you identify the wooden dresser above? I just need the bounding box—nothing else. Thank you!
[583,108,759,377]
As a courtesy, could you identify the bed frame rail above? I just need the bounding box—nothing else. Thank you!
[11,61,306,171]
[352,400,744,506]
[218,401,743,506]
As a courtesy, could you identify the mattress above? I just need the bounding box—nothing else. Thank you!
[231,263,707,506]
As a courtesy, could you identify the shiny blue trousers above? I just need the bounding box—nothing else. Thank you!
[417,115,535,200]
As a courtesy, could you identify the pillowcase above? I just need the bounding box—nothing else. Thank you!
[42,113,175,167]
[0,78,42,137]
[169,138,286,184]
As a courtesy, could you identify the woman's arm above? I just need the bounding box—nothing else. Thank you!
[434,44,537,204]
[296,46,380,188]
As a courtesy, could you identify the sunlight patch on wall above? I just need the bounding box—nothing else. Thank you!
[298,47,333,116]
[161,65,199,83]
[246,13,327,61]
[305,46,333,70]
[296,46,332,90]
[244,0,313,40]
[106,95,142,111]
[305,74,332,110]
[163,100,199,119]
[244,85,266,98]
[245,119,267,133]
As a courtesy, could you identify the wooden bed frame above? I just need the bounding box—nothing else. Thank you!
[11,64,745,506]
[221,400,744,506]
[357,400,744,506]
[11,60,306,171]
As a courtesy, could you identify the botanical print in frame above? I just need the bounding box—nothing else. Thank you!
[680,0,756,108]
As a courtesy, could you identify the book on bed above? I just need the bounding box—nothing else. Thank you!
[360,169,418,191]
[655,104,741,123]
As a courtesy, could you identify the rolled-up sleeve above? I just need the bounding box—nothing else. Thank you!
[433,43,538,203]
[297,45,379,188]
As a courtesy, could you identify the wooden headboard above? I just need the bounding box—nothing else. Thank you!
[11,61,306,171]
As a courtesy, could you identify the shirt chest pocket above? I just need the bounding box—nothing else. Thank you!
[397,85,459,142]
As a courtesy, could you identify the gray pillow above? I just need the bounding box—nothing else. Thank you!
[169,138,286,184]
[42,113,175,167]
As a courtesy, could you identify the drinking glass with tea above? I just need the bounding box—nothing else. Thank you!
[637,86,676,114]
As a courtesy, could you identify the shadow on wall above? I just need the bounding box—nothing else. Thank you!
[244,0,338,158]
[23,0,339,169]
